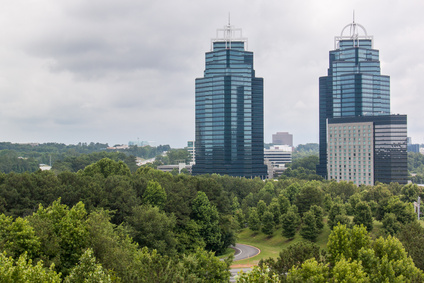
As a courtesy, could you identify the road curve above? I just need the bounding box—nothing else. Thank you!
[231,243,261,261]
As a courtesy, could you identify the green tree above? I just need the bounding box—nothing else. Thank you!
[191,191,223,253]
[332,257,368,283]
[268,198,281,225]
[257,200,267,220]
[300,210,319,242]
[0,215,40,259]
[259,241,323,277]
[236,265,280,283]
[27,199,89,276]
[126,204,177,255]
[397,221,424,271]
[286,258,329,283]
[353,201,373,232]
[0,252,61,282]
[248,207,261,232]
[283,183,300,204]
[142,180,167,209]
[309,205,324,231]
[79,158,131,178]
[295,181,324,215]
[328,203,349,230]
[327,224,371,266]
[277,193,290,215]
[382,212,401,236]
[178,248,232,282]
[261,211,275,236]
[64,249,111,283]
[281,210,300,239]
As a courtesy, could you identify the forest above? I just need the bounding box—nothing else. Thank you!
[0,156,423,281]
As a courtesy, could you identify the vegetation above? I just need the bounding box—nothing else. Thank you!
[0,154,421,281]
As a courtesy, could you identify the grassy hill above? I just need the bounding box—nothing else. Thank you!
[231,217,389,267]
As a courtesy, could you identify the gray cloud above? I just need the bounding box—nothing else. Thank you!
[0,0,423,147]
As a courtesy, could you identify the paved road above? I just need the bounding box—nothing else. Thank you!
[229,244,260,282]
[232,243,261,261]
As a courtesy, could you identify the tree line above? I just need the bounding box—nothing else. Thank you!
[0,156,423,281]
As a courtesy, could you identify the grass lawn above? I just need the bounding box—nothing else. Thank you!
[233,223,331,266]
[232,217,386,267]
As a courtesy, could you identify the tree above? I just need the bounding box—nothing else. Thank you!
[300,211,319,242]
[397,221,424,271]
[382,213,401,236]
[256,200,267,220]
[268,198,281,225]
[64,249,112,283]
[79,158,131,178]
[281,210,300,239]
[142,180,167,209]
[261,211,275,236]
[277,193,290,215]
[191,191,223,253]
[327,224,371,266]
[0,252,61,282]
[332,257,368,283]
[248,207,261,232]
[283,183,300,204]
[295,181,324,215]
[259,241,323,277]
[0,215,40,260]
[309,205,324,231]
[27,199,89,276]
[236,265,280,283]
[286,258,329,283]
[126,204,177,255]
[328,203,349,230]
[258,182,275,205]
[178,248,232,282]
[353,202,373,232]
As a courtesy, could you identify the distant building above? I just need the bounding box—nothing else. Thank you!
[39,164,52,171]
[272,132,293,147]
[264,145,293,178]
[187,141,195,165]
[192,21,267,178]
[157,164,192,174]
[318,17,407,185]
[327,115,407,186]
[264,145,293,168]
[408,144,420,153]
[107,144,129,150]
[407,137,420,153]
[128,140,156,147]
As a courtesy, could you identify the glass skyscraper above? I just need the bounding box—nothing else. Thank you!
[192,22,267,178]
[318,19,407,184]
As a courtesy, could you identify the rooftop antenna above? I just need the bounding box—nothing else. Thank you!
[334,11,373,49]
[211,14,248,51]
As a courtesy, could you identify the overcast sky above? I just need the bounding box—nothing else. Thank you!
[1,0,424,148]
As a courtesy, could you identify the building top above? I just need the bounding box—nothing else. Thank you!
[211,17,247,51]
[334,12,373,49]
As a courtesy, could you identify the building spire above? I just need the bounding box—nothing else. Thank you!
[334,12,373,49]
[211,16,248,51]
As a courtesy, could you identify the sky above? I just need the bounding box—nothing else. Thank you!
[1,0,424,148]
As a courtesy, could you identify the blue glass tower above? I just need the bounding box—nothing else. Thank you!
[317,19,391,178]
[192,23,267,178]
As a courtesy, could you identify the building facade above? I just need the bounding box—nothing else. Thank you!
[192,22,267,178]
[318,18,407,185]
[327,115,407,185]
[272,132,293,146]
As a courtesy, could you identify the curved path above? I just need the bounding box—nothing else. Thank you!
[232,243,261,261]
[229,244,260,282]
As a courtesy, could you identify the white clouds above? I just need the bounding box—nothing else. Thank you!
[0,0,421,147]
